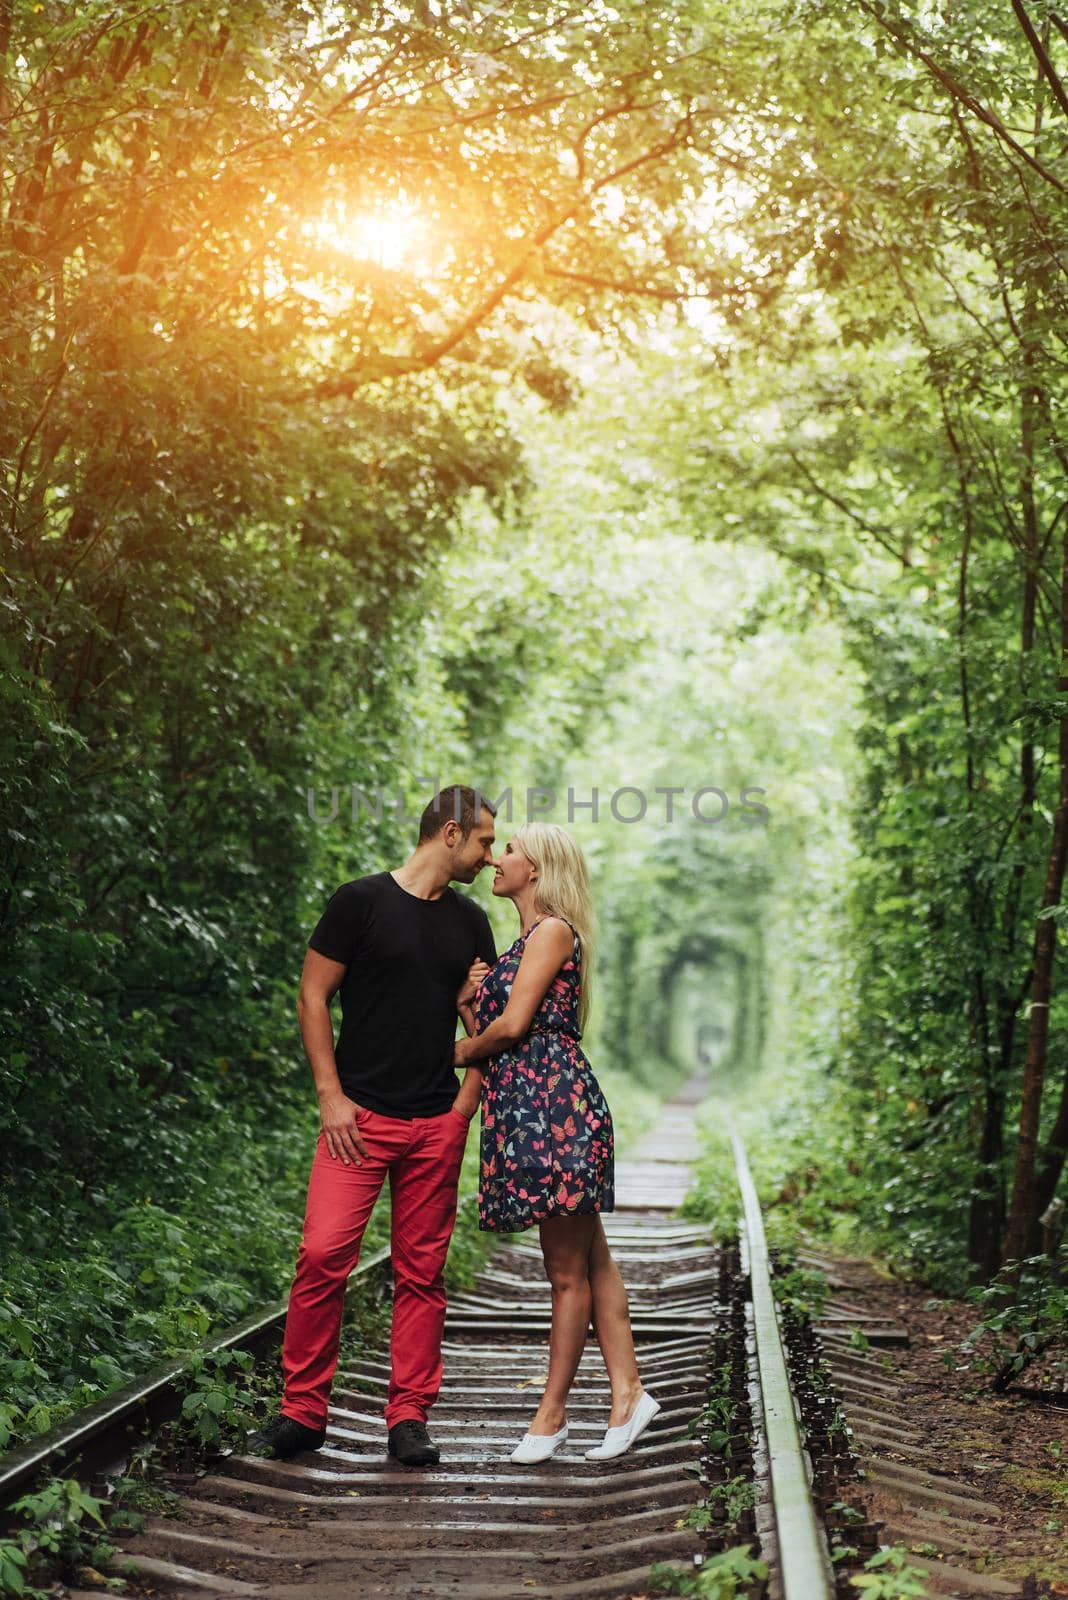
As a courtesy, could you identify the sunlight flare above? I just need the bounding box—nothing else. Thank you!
[301,200,426,272]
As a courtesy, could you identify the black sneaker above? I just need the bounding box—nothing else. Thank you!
[387,1419,440,1466]
[246,1413,327,1459]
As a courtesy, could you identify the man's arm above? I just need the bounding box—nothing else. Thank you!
[451,904,498,1119]
[457,906,497,1037]
[451,1064,483,1120]
[452,957,491,1119]
[296,948,368,1166]
[456,954,491,1037]
[457,994,478,1038]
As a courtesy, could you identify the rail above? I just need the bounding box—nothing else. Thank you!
[727,1111,837,1599]
[0,1247,391,1505]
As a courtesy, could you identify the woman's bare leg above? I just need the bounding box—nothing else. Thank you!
[588,1214,646,1425]
[527,1214,598,1434]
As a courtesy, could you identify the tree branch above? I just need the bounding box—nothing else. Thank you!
[297,116,697,401]
[9,334,72,538]
[543,262,724,300]
[1010,0,1068,121]
[786,449,913,568]
[858,0,1068,195]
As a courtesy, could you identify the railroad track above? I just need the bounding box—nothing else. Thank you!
[3,1084,1012,1600]
[797,1247,1031,1599]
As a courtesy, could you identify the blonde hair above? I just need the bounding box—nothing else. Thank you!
[510,821,595,1033]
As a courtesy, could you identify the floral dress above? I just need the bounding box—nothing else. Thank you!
[474,916,615,1233]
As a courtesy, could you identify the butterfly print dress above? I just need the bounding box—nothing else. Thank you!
[473,917,615,1233]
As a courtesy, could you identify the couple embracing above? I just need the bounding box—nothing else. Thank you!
[250,784,659,1467]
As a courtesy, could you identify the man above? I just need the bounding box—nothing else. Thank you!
[249,784,497,1467]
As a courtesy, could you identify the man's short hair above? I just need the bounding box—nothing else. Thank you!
[418,784,497,843]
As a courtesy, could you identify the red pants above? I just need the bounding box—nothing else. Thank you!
[280,1105,470,1431]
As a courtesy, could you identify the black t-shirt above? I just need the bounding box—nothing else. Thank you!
[306,870,497,1118]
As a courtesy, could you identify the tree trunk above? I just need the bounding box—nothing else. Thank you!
[1002,576,1068,1263]
[1034,1056,1068,1224]
[968,1068,1006,1279]
[1000,54,1064,1266]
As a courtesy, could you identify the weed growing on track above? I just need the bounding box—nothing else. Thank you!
[0,1476,134,1598]
[848,1544,930,1597]
[687,1358,738,1456]
[649,1544,769,1598]
[168,1346,262,1454]
[109,1459,180,1521]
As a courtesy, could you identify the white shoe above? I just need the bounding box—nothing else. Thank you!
[510,1423,569,1463]
[585,1391,661,1460]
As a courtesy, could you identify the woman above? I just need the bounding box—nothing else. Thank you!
[451,822,659,1464]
